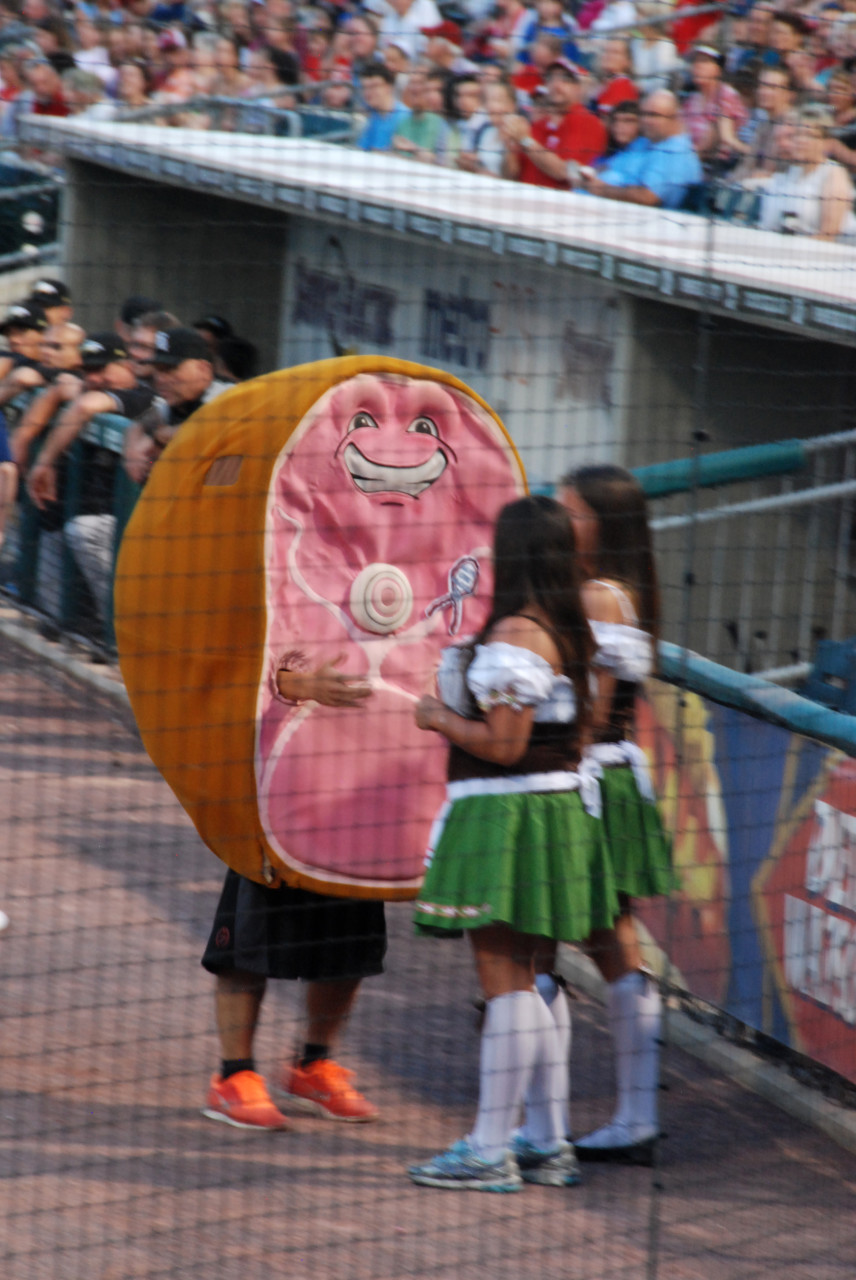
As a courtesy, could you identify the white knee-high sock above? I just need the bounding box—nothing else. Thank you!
[521,975,570,1148]
[609,970,661,1139]
[469,990,544,1163]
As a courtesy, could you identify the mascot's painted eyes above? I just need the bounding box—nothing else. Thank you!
[407,417,440,438]
[348,411,379,432]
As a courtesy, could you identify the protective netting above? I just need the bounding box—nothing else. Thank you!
[3,7,856,1274]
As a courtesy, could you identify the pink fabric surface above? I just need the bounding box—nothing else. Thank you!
[255,372,525,891]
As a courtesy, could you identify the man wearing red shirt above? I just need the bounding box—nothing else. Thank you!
[503,58,607,188]
[593,37,640,116]
[27,60,69,118]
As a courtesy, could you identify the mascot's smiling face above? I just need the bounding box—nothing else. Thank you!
[265,370,524,635]
[334,374,458,503]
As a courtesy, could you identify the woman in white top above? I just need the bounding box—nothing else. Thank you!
[409,496,612,1192]
[760,103,856,240]
[558,465,675,1165]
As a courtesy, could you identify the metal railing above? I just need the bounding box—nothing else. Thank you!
[647,428,856,677]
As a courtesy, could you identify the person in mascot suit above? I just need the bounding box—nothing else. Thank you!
[114,355,526,1130]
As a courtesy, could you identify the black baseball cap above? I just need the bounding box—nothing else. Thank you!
[193,314,233,340]
[29,277,71,308]
[80,332,128,369]
[119,294,162,326]
[1,301,47,333]
[152,326,211,367]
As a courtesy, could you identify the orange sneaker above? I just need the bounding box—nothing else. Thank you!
[280,1058,378,1122]
[202,1070,290,1131]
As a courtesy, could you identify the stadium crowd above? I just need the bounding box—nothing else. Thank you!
[0,0,852,235]
[0,280,255,634]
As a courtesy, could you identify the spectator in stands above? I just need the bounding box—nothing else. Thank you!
[681,46,749,174]
[74,16,117,91]
[301,9,335,84]
[366,0,442,63]
[476,0,532,67]
[193,313,234,358]
[421,22,476,76]
[595,96,645,166]
[29,278,72,326]
[344,12,381,79]
[115,60,152,113]
[459,76,521,175]
[0,302,47,381]
[8,321,85,469]
[588,0,638,39]
[512,32,563,101]
[0,317,83,410]
[34,17,76,76]
[62,68,108,115]
[759,102,856,239]
[439,73,489,166]
[729,2,774,81]
[731,63,795,182]
[630,3,682,94]
[20,57,70,119]
[383,39,412,96]
[215,334,258,382]
[26,332,156,626]
[357,60,410,150]
[579,87,703,206]
[826,67,856,169]
[392,63,445,161]
[122,326,232,484]
[319,61,353,111]
[0,44,28,120]
[209,34,250,96]
[517,0,581,68]
[592,36,640,117]
[128,308,181,382]
[768,12,821,96]
[116,295,162,347]
[502,57,607,188]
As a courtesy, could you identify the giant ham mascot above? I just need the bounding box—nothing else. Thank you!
[114,356,527,899]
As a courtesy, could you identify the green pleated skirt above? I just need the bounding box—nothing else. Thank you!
[599,765,678,899]
[413,789,621,942]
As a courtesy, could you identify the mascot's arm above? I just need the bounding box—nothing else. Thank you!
[276,653,372,709]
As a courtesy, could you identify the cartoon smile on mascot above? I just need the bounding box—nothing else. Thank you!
[115,357,527,899]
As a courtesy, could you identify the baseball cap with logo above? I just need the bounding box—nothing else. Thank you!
[80,332,128,369]
[152,327,212,367]
[420,20,463,45]
[546,57,583,79]
[29,277,71,308]
[1,301,47,333]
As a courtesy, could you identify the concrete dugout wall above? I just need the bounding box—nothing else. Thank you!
[29,121,856,664]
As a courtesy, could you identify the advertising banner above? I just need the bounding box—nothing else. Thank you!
[637,682,856,1085]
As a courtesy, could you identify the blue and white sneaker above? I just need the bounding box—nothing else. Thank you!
[512,1136,582,1186]
[408,1139,522,1192]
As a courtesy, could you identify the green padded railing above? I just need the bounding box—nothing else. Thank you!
[633,440,806,499]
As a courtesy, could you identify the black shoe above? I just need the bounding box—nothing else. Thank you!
[575,1136,657,1166]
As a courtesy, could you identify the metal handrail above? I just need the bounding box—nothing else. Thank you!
[113,95,355,141]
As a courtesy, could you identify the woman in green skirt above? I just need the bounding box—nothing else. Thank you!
[559,464,676,1166]
[408,495,614,1193]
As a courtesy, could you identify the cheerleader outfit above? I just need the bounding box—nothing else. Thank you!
[410,626,609,1191]
[574,580,675,1163]
[584,580,676,900]
[413,633,619,943]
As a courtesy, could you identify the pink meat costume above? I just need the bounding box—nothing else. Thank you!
[115,356,526,899]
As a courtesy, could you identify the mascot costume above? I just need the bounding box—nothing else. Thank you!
[115,356,527,899]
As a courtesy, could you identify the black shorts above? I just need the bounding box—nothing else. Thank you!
[201,869,387,982]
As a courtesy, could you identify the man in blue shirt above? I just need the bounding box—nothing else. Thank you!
[581,89,703,211]
[357,62,410,152]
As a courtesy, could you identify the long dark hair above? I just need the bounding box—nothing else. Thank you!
[561,464,660,642]
[478,495,593,729]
